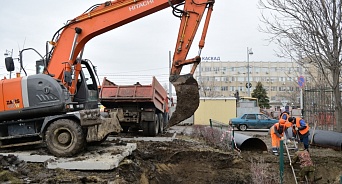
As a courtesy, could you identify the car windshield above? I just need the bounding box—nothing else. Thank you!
[241,114,271,120]
[258,114,269,120]
[245,114,256,120]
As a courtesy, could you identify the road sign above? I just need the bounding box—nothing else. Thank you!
[298,76,305,88]
[245,82,252,88]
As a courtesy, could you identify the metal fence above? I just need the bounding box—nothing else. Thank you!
[303,88,336,131]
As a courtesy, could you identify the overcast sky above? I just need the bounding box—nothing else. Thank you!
[0,0,284,85]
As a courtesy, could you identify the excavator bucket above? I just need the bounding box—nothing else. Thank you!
[167,74,199,128]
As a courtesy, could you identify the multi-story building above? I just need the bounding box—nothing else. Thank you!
[193,59,313,110]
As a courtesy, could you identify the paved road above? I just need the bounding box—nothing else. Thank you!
[168,126,269,137]
[234,129,269,136]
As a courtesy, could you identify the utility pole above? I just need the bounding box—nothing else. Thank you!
[247,47,253,97]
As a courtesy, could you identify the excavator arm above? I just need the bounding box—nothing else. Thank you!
[46,0,215,127]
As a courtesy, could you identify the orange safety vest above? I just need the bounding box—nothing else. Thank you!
[294,117,309,135]
[280,112,292,128]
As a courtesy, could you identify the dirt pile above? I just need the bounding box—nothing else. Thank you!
[0,127,341,184]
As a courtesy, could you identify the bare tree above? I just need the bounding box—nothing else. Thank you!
[259,0,342,132]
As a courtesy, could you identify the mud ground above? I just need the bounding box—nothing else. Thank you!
[0,126,341,184]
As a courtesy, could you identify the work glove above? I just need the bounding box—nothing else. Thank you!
[281,137,284,140]
[295,127,298,131]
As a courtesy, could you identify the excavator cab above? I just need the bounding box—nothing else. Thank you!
[73,60,100,110]
[36,58,100,111]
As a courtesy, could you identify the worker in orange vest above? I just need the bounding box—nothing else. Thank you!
[279,107,292,143]
[270,119,287,155]
[289,116,310,150]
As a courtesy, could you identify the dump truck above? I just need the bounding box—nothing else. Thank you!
[100,77,169,137]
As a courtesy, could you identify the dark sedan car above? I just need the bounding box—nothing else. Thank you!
[229,113,278,131]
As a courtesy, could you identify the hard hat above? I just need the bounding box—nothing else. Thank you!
[279,119,286,124]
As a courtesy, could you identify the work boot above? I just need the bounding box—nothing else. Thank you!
[272,148,278,156]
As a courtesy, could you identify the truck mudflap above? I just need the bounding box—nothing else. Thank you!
[83,110,122,142]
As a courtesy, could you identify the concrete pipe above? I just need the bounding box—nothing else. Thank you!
[309,130,342,151]
[234,133,268,151]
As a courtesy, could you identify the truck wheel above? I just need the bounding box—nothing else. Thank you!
[45,119,85,157]
[148,114,159,137]
[163,113,170,130]
[142,122,149,136]
[158,113,164,134]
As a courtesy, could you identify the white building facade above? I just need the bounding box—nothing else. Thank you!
[193,59,312,110]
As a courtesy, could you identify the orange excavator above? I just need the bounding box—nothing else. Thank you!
[0,0,215,156]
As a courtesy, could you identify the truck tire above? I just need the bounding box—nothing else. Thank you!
[45,119,85,157]
[158,113,164,134]
[148,114,159,137]
[142,122,149,136]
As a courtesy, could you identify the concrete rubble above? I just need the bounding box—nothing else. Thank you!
[0,143,137,170]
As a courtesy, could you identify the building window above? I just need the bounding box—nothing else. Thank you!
[270,67,277,72]
[255,67,260,73]
[221,77,228,82]
[237,77,244,82]
[214,86,220,91]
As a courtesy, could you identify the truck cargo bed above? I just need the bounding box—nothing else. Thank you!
[99,77,167,113]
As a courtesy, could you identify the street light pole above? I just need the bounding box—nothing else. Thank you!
[247,47,253,97]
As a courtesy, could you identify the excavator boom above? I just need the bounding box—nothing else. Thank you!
[46,0,215,127]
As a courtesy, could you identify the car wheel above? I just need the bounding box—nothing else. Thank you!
[239,124,248,131]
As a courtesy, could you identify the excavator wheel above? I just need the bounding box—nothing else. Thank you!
[45,119,85,157]
[168,74,200,128]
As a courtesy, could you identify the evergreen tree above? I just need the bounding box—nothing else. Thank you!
[251,82,270,108]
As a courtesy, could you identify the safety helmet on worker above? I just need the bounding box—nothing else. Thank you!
[279,119,286,124]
